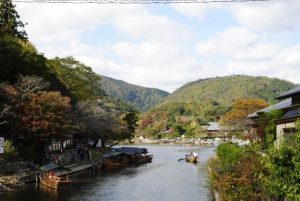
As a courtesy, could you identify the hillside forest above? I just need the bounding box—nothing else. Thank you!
[0,1,138,162]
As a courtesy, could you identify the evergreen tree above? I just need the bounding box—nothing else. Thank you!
[0,0,27,40]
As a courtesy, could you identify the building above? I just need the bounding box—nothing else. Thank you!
[248,85,300,144]
[275,86,300,143]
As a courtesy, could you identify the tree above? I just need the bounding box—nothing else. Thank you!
[20,91,73,139]
[256,110,284,149]
[122,111,138,135]
[263,121,300,200]
[0,0,27,40]
[220,98,269,131]
[75,100,134,147]
[47,57,103,101]
[15,75,49,100]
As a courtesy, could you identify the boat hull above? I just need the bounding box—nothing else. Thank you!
[102,161,128,169]
[186,156,199,163]
[40,177,71,190]
[132,155,153,165]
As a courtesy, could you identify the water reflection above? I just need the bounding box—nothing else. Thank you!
[1,145,215,201]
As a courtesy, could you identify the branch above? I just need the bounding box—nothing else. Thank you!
[0,104,15,126]
[107,140,120,148]
[16,75,49,99]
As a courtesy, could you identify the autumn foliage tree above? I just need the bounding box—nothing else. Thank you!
[3,76,73,140]
[20,91,72,139]
[221,98,269,131]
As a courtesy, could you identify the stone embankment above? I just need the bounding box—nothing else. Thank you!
[0,176,24,192]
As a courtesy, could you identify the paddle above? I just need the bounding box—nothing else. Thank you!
[178,155,189,161]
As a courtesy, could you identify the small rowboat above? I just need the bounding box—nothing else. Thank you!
[186,155,199,163]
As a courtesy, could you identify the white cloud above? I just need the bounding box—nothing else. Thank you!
[15,3,195,92]
[196,25,300,83]
[14,1,300,93]
[170,4,210,20]
[196,26,258,55]
[230,0,300,32]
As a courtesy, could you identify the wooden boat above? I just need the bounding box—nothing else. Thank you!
[132,154,153,165]
[186,155,199,163]
[102,152,128,170]
[39,163,71,190]
[102,159,128,169]
[40,174,71,190]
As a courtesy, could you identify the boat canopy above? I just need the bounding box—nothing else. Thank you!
[103,152,124,158]
[114,147,148,155]
[40,163,71,172]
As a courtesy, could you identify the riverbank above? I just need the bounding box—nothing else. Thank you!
[132,137,250,146]
[0,159,102,193]
[0,175,24,192]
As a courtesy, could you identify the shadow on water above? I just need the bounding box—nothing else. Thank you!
[1,145,216,201]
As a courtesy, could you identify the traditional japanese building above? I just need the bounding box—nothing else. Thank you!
[248,85,300,144]
[275,85,300,143]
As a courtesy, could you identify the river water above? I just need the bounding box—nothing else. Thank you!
[1,145,216,201]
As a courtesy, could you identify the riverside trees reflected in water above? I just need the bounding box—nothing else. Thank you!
[2,145,215,201]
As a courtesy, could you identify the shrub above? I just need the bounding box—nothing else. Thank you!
[209,143,266,201]
[2,140,18,161]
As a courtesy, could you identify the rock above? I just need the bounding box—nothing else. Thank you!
[0,176,24,192]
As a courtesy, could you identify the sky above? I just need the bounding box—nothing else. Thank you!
[15,0,300,92]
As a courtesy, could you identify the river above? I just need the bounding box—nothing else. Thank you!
[1,145,216,201]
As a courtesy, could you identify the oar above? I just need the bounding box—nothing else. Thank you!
[178,155,189,161]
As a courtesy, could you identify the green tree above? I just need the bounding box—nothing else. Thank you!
[263,121,300,200]
[122,111,138,136]
[0,0,27,40]
[47,57,103,101]
[256,110,284,149]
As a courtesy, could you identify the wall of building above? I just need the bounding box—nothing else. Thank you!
[276,122,296,145]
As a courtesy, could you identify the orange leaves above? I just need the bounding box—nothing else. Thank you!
[19,91,72,139]
[221,98,269,126]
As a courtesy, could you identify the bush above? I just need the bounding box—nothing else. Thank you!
[2,140,18,161]
[216,143,243,172]
[262,129,300,200]
[209,143,266,201]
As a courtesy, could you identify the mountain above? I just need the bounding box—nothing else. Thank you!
[162,75,295,106]
[138,75,296,138]
[99,76,170,111]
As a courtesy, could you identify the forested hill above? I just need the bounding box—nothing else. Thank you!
[162,75,295,106]
[137,75,295,138]
[99,76,169,111]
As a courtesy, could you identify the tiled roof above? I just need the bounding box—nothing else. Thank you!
[277,85,300,100]
[248,98,292,118]
[206,122,221,131]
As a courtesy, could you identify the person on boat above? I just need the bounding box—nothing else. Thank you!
[192,152,198,158]
[48,170,55,179]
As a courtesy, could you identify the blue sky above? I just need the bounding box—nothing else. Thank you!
[16,0,300,92]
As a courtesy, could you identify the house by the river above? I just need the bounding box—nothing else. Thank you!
[249,85,300,144]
